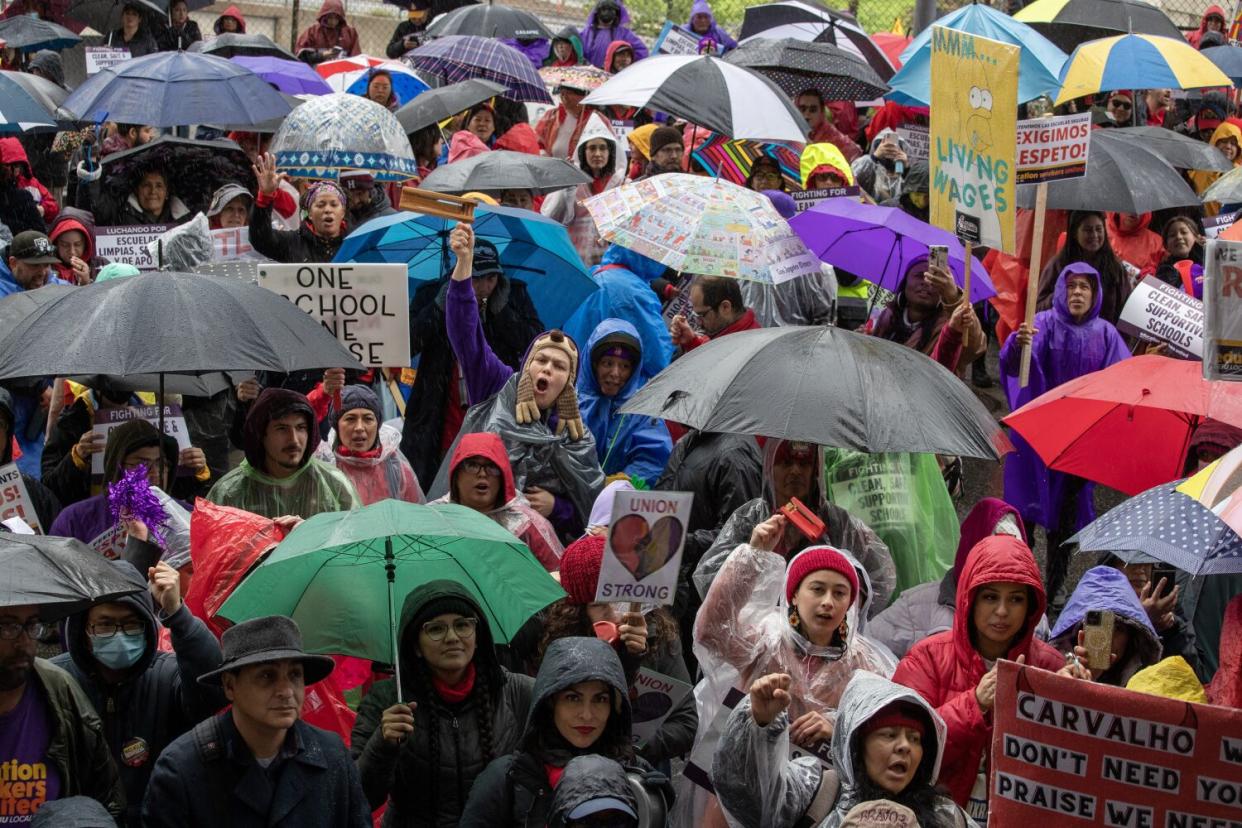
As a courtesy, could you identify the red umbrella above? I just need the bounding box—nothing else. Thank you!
[872,32,911,70]
[1003,355,1242,495]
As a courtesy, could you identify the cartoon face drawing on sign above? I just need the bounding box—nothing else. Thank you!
[966,60,994,155]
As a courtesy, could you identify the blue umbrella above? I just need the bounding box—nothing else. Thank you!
[886,4,1067,106]
[0,73,57,133]
[63,51,292,128]
[335,205,598,330]
[1200,44,1242,85]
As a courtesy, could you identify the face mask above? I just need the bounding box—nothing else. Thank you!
[90,631,147,670]
[597,8,617,25]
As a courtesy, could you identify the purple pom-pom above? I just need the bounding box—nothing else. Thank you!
[107,465,169,548]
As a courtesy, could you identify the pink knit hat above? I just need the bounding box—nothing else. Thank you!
[560,534,606,605]
[785,546,859,605]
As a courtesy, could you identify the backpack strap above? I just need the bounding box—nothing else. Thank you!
[191,715,230,824]
[798,768,841,827]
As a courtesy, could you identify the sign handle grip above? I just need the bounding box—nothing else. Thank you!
[962,241,973,304]
[1020,182,1049,388]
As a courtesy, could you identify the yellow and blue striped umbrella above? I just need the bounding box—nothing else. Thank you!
[1055,33,1232,105]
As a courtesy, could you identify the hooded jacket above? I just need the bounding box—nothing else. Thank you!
[883,159,929,223]
[432,432,563,571]
[546,754,639,828]
[576,318,672,486]
[549,26,585,66]
[891,535,1064,806]
[50,559,225,827]
[800,142,856,189]
[28,49,65,88]
[1049,566,1163,686]
[0,138,58,224]
[0,387,61,530]
[850,128,908,204]
[0,166,47,238]
[579,0,648,69]
[352,580,535,828]
[502,36,551,70]
[448,129,491,162]
[1000,262,1129,531]
[347,183,397,226]
[1190,119,1242,198]
[295,0,361,56]
[684,0,736,52]
[541,114,626,266]
[1106,211,1165,275]
[48,207,108,285]
[213,5,246,34]
[603,39,634,73]
[206,388,359,518]
[1188,4,1227,48]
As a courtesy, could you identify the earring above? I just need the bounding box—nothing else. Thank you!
[838,619,849,640]
[789,608,800,628]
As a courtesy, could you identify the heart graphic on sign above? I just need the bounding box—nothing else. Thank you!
[610,514,683,581]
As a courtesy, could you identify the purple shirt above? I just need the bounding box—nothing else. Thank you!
[0,682,63,824]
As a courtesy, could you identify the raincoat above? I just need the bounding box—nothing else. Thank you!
[850,129,909,204]
[0,138,58,224]
[432,432,564,572]
[1049,566,1163,686]
[579,0,648,68]
[295,0,361,57]
[502,37,551,70]
[1189,120,1242,199]
[695,439,896,614]
[213,5,245,33]
[1106,212,1165,275]
[1188,4,1227,48]
[891,535,1064,808]
[577,318,672,485]
[1206,593,1241,707]
[799,143,855,190]
[1127,656,1207,703]
[1000,262,1129,533]
[712,671,972,828]
[541,115,626,265]
[684,0,737,52]
[549,26,585,66]
[547,755,639,828]
[316,423,424,506]
[604,39,635,74]
[206,388,359,518]
[48,207,108,285]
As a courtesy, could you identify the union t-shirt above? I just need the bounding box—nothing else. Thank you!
[0,682,62,825]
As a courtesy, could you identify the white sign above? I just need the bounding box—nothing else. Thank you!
[1015,112,1092,185]
[897,124,929,163]
[0,462,41,533]
[630,668,693,748]
[790,186,862,212]
[92,404,191,476]
[1204,239,1242,380]
[595,490,693,605]
[85,46,131,75]
[258,263,411,367]
[1117,275,1204,360]
[95,224,173,270]
[654,21,701,55]
[211,227,266,262]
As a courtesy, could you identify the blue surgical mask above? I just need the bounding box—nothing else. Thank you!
[89,631,147,670]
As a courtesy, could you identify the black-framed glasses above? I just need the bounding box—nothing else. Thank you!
[0,619,48,640]
[122,458,166,472]
[461,459,501,478]
[422,617,478,642]
[88,620,145,638]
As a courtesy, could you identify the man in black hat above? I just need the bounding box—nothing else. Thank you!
[141,616,371,827]
[1,231,61,296]
[341,171,395,227]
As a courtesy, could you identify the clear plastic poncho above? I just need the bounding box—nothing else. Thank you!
[314,423,425,506]
[205,457,360,519]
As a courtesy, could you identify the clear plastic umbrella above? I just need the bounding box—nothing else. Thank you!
[270,92,418,182]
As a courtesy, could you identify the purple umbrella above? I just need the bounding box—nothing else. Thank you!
[405,35,552,104]
[789,198,996,303]
[230,55,333,95]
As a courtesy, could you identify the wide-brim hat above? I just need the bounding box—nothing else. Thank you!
[198,615,336,686]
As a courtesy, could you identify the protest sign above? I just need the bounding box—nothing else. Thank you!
[990,659,1242,827]
[1205,212,1238,240]
[95,224,173,270]
[630,668,693,748]
[1015,112,1091,185]
[791,186,862,212]
[653,20,701,55]
[1117,276,1204,360]
[258,263,411,367]
[595,490,693,605]
[1203,239,1242,380]
[85,46,131,75]
[897,124,929,163]
[930,27,1018,252]
[211,227,267,262]
[92,405,192,476]
[0,462,42,533]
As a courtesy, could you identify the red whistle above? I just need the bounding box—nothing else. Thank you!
[780,497,825,541]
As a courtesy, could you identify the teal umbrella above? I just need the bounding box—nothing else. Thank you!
[217,500,564,700]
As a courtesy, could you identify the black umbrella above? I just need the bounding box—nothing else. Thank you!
[1108,126,1232,171]
[0,70,73,126]
[1014,0,1183,54]
[0,15,80,51]
[396,78,506,134]
[424,3,553,40]
[65,0,165,35]
[723,37,889,102]
[738,0,894,81]
[420,150,590,194]
[618,326,1011,460]
[0,534,144,617]
[1017,128,1199,213]
[96,135,255,217]
[189,32,296,60]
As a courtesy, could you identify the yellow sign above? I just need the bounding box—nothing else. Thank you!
[930,26,1018,253]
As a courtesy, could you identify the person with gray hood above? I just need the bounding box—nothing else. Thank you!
[547,755,639,828]
[852,128,909,204]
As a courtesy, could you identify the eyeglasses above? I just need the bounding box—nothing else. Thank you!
[1109,100,1132,110]
[0,619,48,640]
[88,620,145,638]
[422,617,478,642]
[461,459,501,478]
[122,458,166,472]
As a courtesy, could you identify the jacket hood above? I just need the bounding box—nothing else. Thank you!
[800,142,855,189]
[1106,211,1153,238]
[449,129,491,162]
[761,437,825,511]
[1209,119,1242,165]
[65,559,160,678]
[1053,261,1104,323]
[598,243,665,283]
[397,578,502,692]
[953,497,1024,583]
[574,112,621,173]
[242,388,319,472]
[214,4,246,32]
[1198,5,1227,35]
[953,535,1047,668]
[548,754,638,828]
[581,317,644,399]
[603,39,634,72]
[0,387,13,465]
[689,0,716,26]
[316,0,347,24]
[28,50,65,89]
[525,636,631,744]
[1127,656,1207,703]
[587,0,630,28]
[1050,566,1162,672]
[448,431,517,504]
[902,159,929,193]
[0,138,31,176]
[49,209,97,262]
[867,127,908,157]
[101,417,178,485]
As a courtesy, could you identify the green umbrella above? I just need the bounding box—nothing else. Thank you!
[217,499,564,701]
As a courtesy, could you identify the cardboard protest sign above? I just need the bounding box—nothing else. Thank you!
[653,21,701,55]
[85,46,131,75]
[630,668,693,748]
[1203,239,1242,380]
[93,405,192,476]
[0,462,42,533]
[1117,276,1204,360]
[990,660,1242,827]
[259,263,411,367]
[930,27,1018,252]
[897,124,929,163]
[1015,112,1091,185]
[790,186,863,212]
[595,490,693,605]
[95,224,173,270]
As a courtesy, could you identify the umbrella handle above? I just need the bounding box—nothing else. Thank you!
[386,538,402,704]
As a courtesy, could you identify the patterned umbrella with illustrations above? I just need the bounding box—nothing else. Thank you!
[270,92,418,182]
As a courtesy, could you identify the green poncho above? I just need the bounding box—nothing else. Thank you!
[207,457,359,519]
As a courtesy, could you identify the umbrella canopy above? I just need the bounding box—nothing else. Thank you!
[189,32,296,60]
[0,271,359,381]
[0,70,70,125]
[539,65,611,93]
[1014,0,1184,54]
[209,93,305,134]
[0,72,57,133]
[1055,34,1232,106]
[584,173,822,285]
[1203,166,1242,204]
[0,534,145,617]
[93,135,254,216]
[271,92,418,182]
[395,78,506,134]
[873,32,910,69]
[690,134,803,189]
[230,55,332,95]
[737,0,895,80]
[419,150,589,194]
[1003,355,1242,496]
[0,15,80,50]
[406,35,552,103]
[791,198,996,304]
[886,4,1066,107]
[62,50,292,128]
[317,55,431,103]
[723,37,889,101]
[65,0,167,35]
[581,55,808,143]
[1201,44,1242,85]
[1108,125,1231,171]
[619,325,1011,459]
[1016,128,1199,213]
[216,500,565,665]
[335,204,598,329]
[425,3,553,40]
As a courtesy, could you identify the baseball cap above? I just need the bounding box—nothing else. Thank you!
[471,239,503,278]
[10,231,59,264]
[207,183,253,217]
[341,171,376,191]
[566,797,638,821]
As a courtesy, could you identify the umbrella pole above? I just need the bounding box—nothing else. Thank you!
[386,536,403,704]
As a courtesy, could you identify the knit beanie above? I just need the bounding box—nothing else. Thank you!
[334,385,382,442]
[560,534,606,604]
[860,700,928,741]
[515,330,586,440]
[648,126,683,157]
[589,328,641,371]
[785,545,859,604]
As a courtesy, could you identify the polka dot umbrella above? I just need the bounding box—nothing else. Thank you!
[723,37,890,103]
